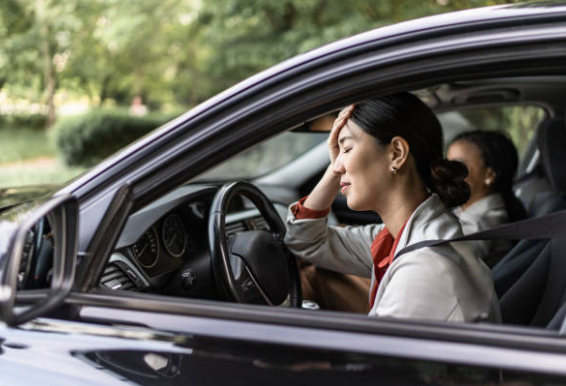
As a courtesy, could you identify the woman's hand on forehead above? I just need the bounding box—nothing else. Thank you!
[328,105,355,164]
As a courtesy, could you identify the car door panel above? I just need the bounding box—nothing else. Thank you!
[72,302,566,384]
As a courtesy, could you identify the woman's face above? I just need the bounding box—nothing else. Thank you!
[447,139,494,208]
[334,120,390,211]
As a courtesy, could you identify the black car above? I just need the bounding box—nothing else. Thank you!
[2,3,566,385]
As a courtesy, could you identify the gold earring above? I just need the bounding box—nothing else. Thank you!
[390,166,398,174]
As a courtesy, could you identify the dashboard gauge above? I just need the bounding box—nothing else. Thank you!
[132,228,159,268]
[162,214,187,258]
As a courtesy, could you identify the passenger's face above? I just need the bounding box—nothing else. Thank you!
[333,120,390,211]
[447,139,493,208]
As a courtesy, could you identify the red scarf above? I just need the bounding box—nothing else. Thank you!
[369,221,408,309]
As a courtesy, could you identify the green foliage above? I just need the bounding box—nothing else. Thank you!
[0,116,85,188]
[0,113,47,130]
[197,0,522,94]
[0,0,529,188]
[52,109,175,167]
[458,106,546,156]
[0,126,54,163]
[0,0,523,122]
[0,160,84,188]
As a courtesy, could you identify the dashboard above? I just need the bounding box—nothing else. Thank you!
[100,185,287,301]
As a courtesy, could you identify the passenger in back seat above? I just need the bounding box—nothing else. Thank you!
[448,130,527,267]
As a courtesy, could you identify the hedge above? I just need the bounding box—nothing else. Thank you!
[52,109,177,167]
[0,113,48,129]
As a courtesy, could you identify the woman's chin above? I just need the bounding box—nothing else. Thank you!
[345,198,362,212]
[346,197,374,212]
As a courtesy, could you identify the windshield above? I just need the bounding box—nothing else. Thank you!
[198,132,327,181]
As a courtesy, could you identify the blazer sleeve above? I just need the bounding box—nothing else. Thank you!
[284,204,381,278]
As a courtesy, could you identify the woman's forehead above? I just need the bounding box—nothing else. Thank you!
[339,120,363,141]
[450,139,481,157]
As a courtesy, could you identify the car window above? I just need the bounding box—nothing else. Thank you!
[197,132,328,181]
[438,105,547,160]
[199,105,546,182]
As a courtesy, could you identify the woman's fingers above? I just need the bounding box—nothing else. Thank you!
[337,104,355,121]
[328,105,355,163]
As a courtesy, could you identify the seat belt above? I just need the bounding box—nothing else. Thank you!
[395,208,566,260]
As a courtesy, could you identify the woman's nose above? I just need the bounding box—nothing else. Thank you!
[333,154,345,174]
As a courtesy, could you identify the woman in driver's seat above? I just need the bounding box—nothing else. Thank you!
[284,93,500,322]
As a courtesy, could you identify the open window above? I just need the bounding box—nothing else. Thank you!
[69,76,565,326]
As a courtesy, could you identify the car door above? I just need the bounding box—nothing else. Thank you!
[62,294,566,385]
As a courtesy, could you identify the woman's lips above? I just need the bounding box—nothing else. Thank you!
[340,182,350,194]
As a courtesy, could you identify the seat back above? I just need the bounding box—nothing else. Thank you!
[524,118,566,217]
[493,118,566,298]
[492,239,547,297]
[500,238,566,328]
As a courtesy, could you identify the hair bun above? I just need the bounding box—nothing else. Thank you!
[430,159,470,208]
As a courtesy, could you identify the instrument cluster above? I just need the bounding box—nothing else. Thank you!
[130,208,201,276]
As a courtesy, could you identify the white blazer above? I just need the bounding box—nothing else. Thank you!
[453,193,512,267]
[285,194,501,323]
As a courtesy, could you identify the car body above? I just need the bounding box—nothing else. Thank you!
[2,2,566,385]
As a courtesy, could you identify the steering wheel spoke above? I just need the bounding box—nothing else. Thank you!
[236,265,275,305]
[229,252,263,304]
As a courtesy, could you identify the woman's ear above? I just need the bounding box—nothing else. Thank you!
[484,167,497,186]
[390,136,410,170]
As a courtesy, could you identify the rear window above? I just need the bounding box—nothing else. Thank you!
[438,106,546,160]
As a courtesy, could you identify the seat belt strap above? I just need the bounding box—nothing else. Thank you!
[395,208,566,260]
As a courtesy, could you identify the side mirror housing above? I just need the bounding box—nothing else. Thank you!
[0,195,78,326]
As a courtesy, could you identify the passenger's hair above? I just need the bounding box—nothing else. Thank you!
[350,92,469,208]
[451,130,527,222]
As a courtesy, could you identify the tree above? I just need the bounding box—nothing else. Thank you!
[63,0,203,108]
[0,0,523,127]
[0,0,32,93]
[0,0,82,126]
[197,0,521,94]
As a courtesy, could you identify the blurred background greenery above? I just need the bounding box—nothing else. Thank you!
[0,0,522,188]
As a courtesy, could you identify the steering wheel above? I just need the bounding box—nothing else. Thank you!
[208,181,301,307]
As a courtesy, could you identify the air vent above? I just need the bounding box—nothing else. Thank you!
[251,216,269,231]
[226,221,247,238]
[101,263,137,291]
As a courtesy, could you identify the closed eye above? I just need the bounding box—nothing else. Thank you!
[343,148,352,154]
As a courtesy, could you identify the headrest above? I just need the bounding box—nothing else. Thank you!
[537,118,566,192]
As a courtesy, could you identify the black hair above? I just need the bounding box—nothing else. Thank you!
[451,130,527,222]
[350,92,470,208]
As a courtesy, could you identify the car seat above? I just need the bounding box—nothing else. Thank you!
[492,118,566,298]
[515,118,566,217]
[499,237,566,328]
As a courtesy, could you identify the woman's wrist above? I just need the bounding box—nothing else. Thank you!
[303,165,340,210]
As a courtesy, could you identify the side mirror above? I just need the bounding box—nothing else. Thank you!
[0,195,78,326]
